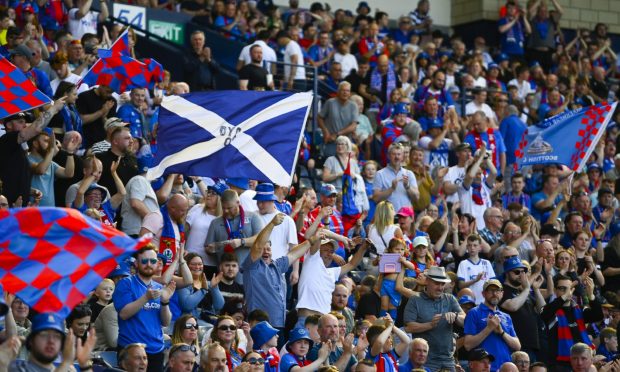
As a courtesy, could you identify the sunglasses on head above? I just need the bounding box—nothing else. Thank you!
[246,357,265,365]
[140,258,158,265]
[184,323,199,330]
[170,344,197,356]
[218,325,237,331]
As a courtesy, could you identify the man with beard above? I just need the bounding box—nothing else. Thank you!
[205,189,264,273]
[413,70,456,119]
[307,313,356,371]
[464,279,521,371]
[114,246,177,372]
[119,343,149,372]
[218,252,244,306]
[95,126,138,195]
[239,45,272,91]
[9,312,89,371]
[331,284,355,333]
[243,213,321,331]
[141,194,189,265]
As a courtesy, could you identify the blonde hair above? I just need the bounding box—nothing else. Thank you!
[373,201,395,235]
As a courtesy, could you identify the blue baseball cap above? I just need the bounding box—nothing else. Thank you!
[253,183,278,201]
[320,183,338,196]
[286,327,314,351]
[108,261,131,278]
[496,53,509,63]
[458,295,475,305]
[31,313,65,335]
[392,102,409,116]
[504,256,526,272]
[137,155,153,174]
[250,321,279,350]
[488,63,499,70]
[208,182,229,196]
[428,118,444,129]
[587,163,602,172]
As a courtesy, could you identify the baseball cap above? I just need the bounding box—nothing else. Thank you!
[3,112,27,124]
[412,236,429,247]
[104,117,128,131]
[468,348,495,362]
[540,224,561,237]
[488,62,499,70]
[482,279,503,291]
[449,85,460,94]
[9,44,34,59]
[392,102,409,116]
[320,183,338,196]
[395,206,414,218]
[504,256,526,272]
[455,142,471,152]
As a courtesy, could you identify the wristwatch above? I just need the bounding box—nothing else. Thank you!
[240,238,246,247]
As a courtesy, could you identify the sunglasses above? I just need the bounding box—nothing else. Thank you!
[184,323,199,330]
[512,269,528,275]
[140,258,158,265]
[218,325,237,331]
[247,357,265,365]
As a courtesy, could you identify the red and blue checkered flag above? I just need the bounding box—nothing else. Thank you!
[0,207,150,317]
[113,28,131,57]
[0,55,51,120]
[81,49,150,94]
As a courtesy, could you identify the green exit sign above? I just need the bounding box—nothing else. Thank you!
[148,20,185,45]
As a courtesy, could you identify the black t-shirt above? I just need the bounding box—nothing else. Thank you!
[219,281,245,309]
[361,71,402,104]
[355,291,381,320]
[602,246,620,293]
[0,131,31,205]
[238,64,269,91]
[95,150,138,195]
[76,89,117,147]
[499,284,540,350]
[590,79,609,102]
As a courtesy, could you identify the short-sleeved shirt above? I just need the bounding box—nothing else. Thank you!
[238,41,277,71]
[403,292,462,370]
[418,136,453,173]
[319,98,359,137]
[238,64,269,90]
[458,181,493,229]
[68,8,98,39]
[206,211,264,267]
[531,191,563,222]
[121,175,159,236]
[464,303,517,371]
[185,204,217,265]
[0,132,31,205]
[296,249,341,314]
[456,258,496,304]
[283,40,306,81]
[113,275,165,354]
[256,211,298,260]
[242,255,289,327]
[374,165,418,213]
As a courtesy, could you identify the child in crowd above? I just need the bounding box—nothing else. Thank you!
[366,315,411,371]
[280,328,330,371]
[456,234,496,304]
[250,321,281,372]
[378,238,415,318]
[88,278,115,322]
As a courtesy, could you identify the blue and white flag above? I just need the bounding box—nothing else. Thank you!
[147,91,313,185]
[515,102,617,171]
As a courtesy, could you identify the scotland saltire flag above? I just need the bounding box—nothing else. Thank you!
[147,91,313,186]
[341,154,361,233]
[0,55,51,120]
[0,207,150,317]
[516,102,618,171]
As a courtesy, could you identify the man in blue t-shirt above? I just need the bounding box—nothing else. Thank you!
[463,279,521,371]
[114,246,176,372]
[498,1,531,58]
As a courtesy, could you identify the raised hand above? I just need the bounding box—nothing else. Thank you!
[161,281,176,302]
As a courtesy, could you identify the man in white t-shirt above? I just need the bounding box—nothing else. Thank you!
[236,30,277,74]
[458,145,497,229]
[254,183,299,283]
[68,0,109,39]
[120,156,159,238]
[277,30,306,91]
[465,88,497,126]
[443,142,471,204]
[418,118,460,174]
[333,39,358,78]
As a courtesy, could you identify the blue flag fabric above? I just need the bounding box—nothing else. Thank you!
[515,102,617,171]
[147,91,313,186]
[0,207,150,318]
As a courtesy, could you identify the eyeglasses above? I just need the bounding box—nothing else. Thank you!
[170,344,197,356]
[246,357,265,365]
[140,258,158,265]
[556,286,569,292]
[184,323,199,330]
[512,269,528,275]
[218,325,237,331]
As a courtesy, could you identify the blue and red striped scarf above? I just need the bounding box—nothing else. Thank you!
[369,350,399,372]
[556,307,594,362]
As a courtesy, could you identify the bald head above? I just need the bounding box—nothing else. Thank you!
[499,362,519,372]
[167,194,189,222]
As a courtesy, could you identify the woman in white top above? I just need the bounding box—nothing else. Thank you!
[367,201,404,256]
[185,184,223,277]
[322,136,360,192]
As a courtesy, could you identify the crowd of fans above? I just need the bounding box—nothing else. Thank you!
[2,0,620,371]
